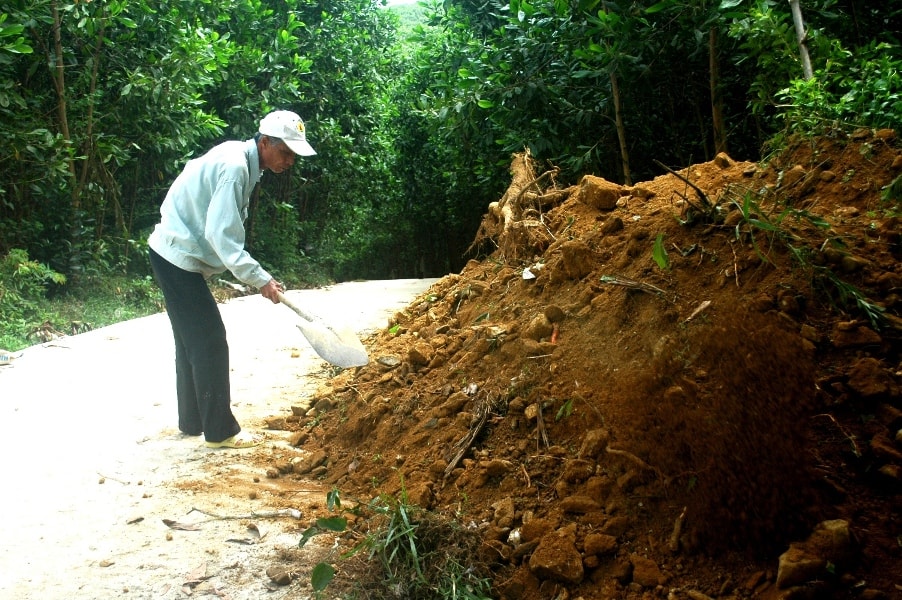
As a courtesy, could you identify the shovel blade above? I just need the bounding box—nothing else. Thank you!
[295,320,369,368]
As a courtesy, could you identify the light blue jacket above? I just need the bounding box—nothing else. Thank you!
[148,138,273,289]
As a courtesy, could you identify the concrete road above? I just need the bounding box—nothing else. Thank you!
[0,278,438,600]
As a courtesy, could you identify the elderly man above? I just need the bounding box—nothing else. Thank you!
[148,110,315,449]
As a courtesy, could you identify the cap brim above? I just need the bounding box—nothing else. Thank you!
[284,139,316,156]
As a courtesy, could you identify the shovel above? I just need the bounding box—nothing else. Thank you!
[277,292,369,368]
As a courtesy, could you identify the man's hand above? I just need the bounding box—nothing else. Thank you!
[260,279,284,303]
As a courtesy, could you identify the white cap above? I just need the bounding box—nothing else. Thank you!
[258,110,316,156]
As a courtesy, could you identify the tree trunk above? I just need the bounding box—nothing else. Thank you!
[709,27,727,155]
[50,1,77,193]
[77,16,106,206]
[789,0,814,80]
[610,71,632,186]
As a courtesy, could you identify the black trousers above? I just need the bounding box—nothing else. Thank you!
[149,248,240,442]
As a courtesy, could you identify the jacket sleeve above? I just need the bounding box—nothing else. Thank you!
[204,172,272,289]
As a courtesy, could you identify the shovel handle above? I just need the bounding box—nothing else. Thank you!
[276,292,314,323]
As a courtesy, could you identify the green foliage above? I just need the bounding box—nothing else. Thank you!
[729,190,886,329]
[0,248,66,326]
[555,398,574,422]
[814,266,886,330]
[0,248,162,351]
[653,233,670,271]
[300,486,493,599]
[1,0,900,294]
[776,41,902,134]
[0,13,32,57]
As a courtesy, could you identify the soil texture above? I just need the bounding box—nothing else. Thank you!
[260,130,902,599]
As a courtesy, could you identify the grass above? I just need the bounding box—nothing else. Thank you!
[0,274,164,351]
[301,486,494,599]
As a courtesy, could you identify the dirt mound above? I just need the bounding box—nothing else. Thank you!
[266,131,902,598]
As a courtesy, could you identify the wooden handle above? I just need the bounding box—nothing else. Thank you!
[276,292,314,322]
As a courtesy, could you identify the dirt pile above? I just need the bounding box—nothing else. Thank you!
[268,130,902,599]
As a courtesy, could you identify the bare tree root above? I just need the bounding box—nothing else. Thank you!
[606,445,664,480]
[443,393,494,481]
[467,149,566,262]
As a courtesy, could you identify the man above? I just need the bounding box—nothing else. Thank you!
[148,110,316,449]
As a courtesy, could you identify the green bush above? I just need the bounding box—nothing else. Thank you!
[0,249,67,351]
[778,41,902,133]
[0,248,66,322]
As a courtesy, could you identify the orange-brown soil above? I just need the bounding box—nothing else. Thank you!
[263,130,902,599]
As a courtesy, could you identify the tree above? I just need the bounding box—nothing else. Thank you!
[788,0,814,79]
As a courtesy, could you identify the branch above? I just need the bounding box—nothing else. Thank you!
[654,159,713,213]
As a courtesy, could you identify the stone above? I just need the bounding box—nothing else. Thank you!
[406,482,434,509]
[776,546,825,589]
[577,175,623,211]
[846,357,898,398]
[561,459,595,483]
[713,152,733,169]
[578,428,610,459]
[520,518,557,543]
[524,313,554,341]
[601,216,624,234]
[407,341,435,365]
[529,531,585,584]
[871,431,902,462]
[288,431,308,447]
[629,553,664,587]
[559,495,601,514]
[780,165,807,189]
[831,325,882,349]
[805,519,854,565]
[292,449,328,475]
[560,240,596,280]
[544,304,566,323]
[601,516,631,538]
[583,533,617,556]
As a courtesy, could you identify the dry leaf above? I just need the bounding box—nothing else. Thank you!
[162,518,200,531]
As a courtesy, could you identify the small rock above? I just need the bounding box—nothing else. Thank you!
[846,357,898,397]
[292,450,328,475]
[529,532,585,584]
[577,175,622,210]
[583,533,617,556]
[629,553,664,587]
[288,431,308,447]
[601,516,631,538]
[780,164,807,189]
[878,463,900,480]
[831,326,882,350]
[777,546,825,589]
[376,354,401,368]
[266,566,292,586]
[561,459,595,483]
[578,428,610,459]
[601,216,624,234]
[408,341,434,365]
[544,304,566,323]
[524,314,554,342]
[559,495,601,514]
[520,518,557,543]
[871,431,902,462]
[713,152,733,169]
[492,497,516,524]
[559,240,596,280]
